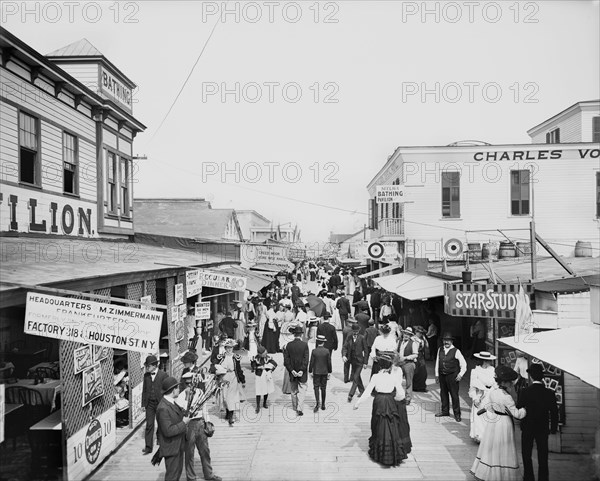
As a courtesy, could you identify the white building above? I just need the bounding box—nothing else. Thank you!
[366,100,600,263]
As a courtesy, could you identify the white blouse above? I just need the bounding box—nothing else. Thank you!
[355,371,405,407]
[370,335,399,360]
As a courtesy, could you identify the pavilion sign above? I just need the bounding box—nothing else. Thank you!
[444,283,533,319]
[24,292,162,352]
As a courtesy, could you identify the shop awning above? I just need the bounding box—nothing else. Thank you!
[372,272,445,301]
[215,266,274,294]
[359,264,399,279]
[498,325,600,389]
[251,263,289,273]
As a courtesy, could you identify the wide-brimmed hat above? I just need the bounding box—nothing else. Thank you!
[441,332,455,340]
[474,351,497,361]
[380,324,392,334]
[316,334,326,343]
[162,376,180,394]
[144,355,159,366]
[495,365,518,383]
[181,351,198,364]
[223,339,237,348]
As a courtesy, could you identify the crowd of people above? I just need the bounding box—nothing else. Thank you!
[140,261,559,481]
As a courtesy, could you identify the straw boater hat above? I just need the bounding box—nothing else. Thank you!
[474,351,497,361]
[495,365,518,383]
[403,327,414,335]
[223,339,237,348]
[316,335,327,343]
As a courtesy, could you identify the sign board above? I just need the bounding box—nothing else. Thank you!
[174,284,184,305]
[67,407,117,480]
[376,185,406,203]
[186,270,202,297]
[24,292,163,353]
[171,305,179,323]
[197,269,247,292]
[195,301,211,320]
[179,303,188,322]
[99,65,133,113]
[444,283,533,318]
[140,295,152,309]
[74,345,94,374]
[82,363,104,406]
[240,244,293,269]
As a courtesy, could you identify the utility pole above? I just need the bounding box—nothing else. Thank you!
[529,167,537,280]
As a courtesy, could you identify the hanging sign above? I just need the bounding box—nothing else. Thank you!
[195,301,211,320]
[197,269,247,292]
[186,270,202,297]
[82,363,104,406]
[24,293,163,353]
[174,284,184,305]
[444,283,533,318]
[140,295,152,309]
[376,185,406,203]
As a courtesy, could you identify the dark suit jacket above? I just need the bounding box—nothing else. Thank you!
[336,297,351,316]
[364,326,379,352]
[284,338,309,382]
[219,316,237,338]
[142,369,168,408]
[316,322,338,351]
[309,346,332,375]
[342,333,368,365]
[156,398,187,457]
[370,290,381,308]
[517,382,559,435]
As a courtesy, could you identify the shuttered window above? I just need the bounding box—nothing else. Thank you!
[546,128,560,144]
[442,171,460,218]
[593,117,600,143]
[511,170,530,215]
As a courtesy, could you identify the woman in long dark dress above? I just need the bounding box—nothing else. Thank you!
[262,304,280,354]
[353,355,408,466]
[412,326,428,392]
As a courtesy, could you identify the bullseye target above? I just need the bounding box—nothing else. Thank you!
[367,242,385,259]
[444,238,464,257]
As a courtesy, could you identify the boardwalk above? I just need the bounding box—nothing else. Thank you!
[91,333,597,481]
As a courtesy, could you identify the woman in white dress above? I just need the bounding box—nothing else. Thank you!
[469,352,498,443]
[250,345,277,413]
[215,339,246,426]
[257,300,267,340]
[470,365,526,481]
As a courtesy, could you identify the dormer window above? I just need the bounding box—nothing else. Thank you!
[546,128,560,144]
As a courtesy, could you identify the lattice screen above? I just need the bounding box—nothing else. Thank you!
[59,288,114,438]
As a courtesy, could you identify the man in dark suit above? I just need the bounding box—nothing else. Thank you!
[354,307,371,335]
[369,286,382,327]
[342,324,368,402]
[517,363,559,481]
[364,318,379,355]
[316,316,338,353]
[336,292,351,325]
[218,311,237,339]
[309,335,332,412]
[156,376,190,481]
[283,325,309,416]
[341,319,356,382]
[141,355,168,455]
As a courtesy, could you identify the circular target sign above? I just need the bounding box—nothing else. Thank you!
[367,242,385,259]
[444,238,464,257]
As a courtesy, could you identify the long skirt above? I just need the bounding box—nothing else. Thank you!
[262,325,279,354]
[222,372,243,410]
[255,371,275,396]
[469,390,492,442]
[470,415,521,481]
[368,392,407,466]
[395,399,412,454]
[412,359,427,391]
[282,368,291,395]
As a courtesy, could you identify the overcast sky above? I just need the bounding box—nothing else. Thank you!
[4,1,599,242]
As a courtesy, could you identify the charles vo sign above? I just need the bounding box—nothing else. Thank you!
[67,407,116,480]
[197,269,247,292]
[444,283,533,319]
[24,292,163,353]
[376,184,406,204]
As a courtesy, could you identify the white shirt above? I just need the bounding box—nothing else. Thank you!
[355,371,405,407]
[370,334,398,360]
[434,344,467,378]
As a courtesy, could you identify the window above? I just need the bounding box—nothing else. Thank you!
[441,172,460,218]
[596,173,600,218]
[120,158,130,216]
[593,117,600,143]
[107,152,117,213]
[511,170,530,215]
[19,111,39,185]
[546,128,560,143]
[63,132,78,194]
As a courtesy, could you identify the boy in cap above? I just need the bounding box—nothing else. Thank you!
[517,363,558,481]
[156,376,190,481]
[309,334,332,412]
[141,355,168,454]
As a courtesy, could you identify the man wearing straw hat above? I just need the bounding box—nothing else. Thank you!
[309,334,332,412]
